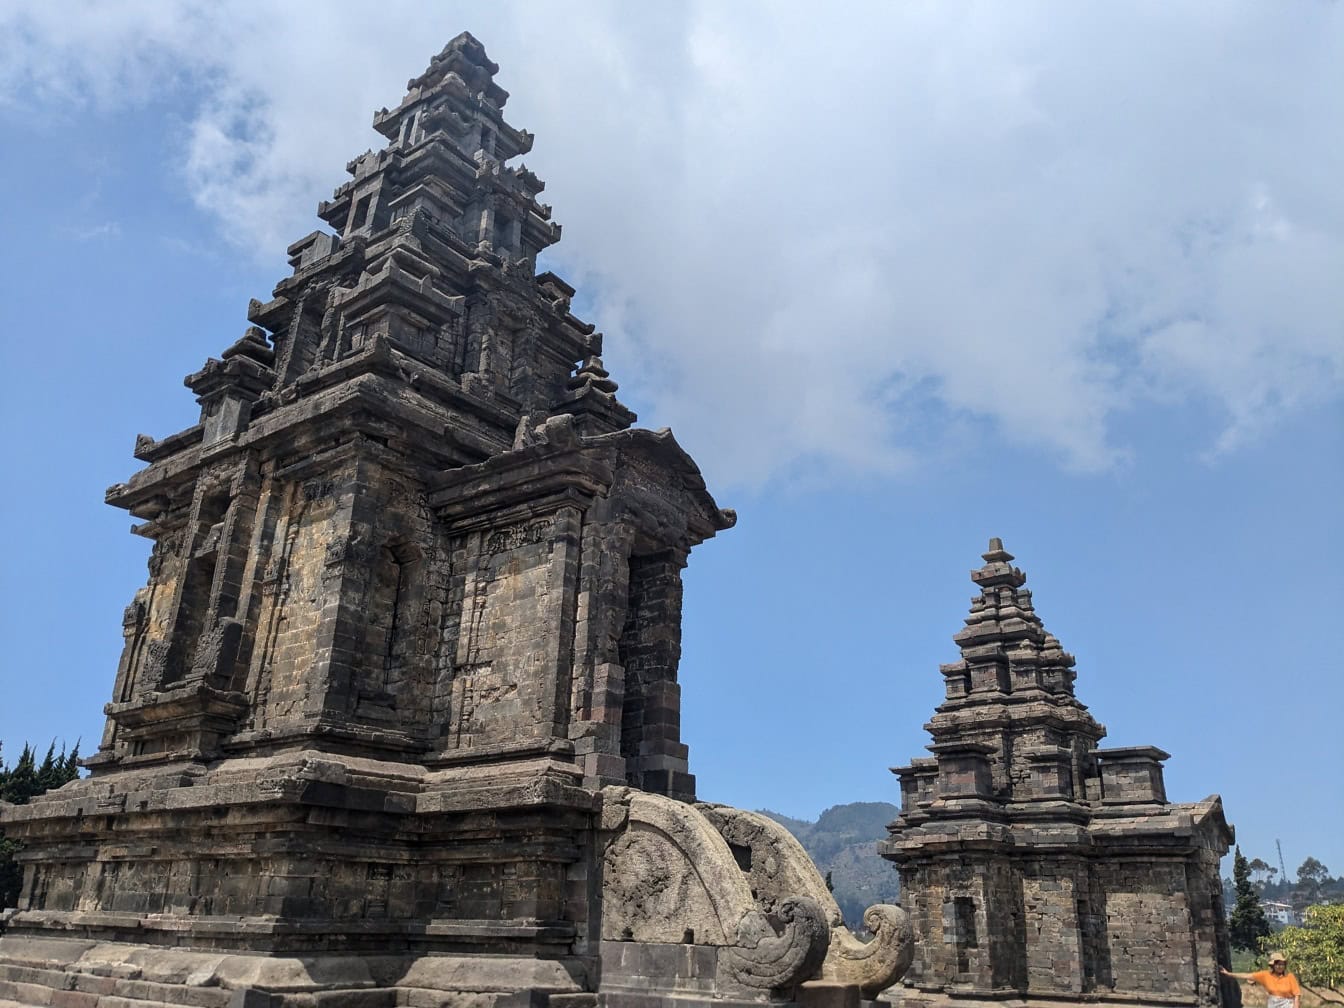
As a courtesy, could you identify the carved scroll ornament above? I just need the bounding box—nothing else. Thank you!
[723,895,830,992]
[698,802,914,996]
[819,903,915,997]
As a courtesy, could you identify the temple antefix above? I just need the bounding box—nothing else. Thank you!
[0,34,912,1008]
[883,540,1235,1008]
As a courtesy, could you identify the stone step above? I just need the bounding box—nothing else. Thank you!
[0,962,237,1007]
[0,985,228,1008]
[0,964,413,1008]
[0,977,52,1005]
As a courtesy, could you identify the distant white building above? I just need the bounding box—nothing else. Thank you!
[1261,900,1299,927]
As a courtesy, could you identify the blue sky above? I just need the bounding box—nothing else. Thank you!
[1,2,1341,880]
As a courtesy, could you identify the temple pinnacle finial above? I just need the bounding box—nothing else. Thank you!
[983,537,1013,563]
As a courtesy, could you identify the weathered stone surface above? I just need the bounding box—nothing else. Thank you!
[600,789,754,946]
[882,539,1235,1008]
[799,980,861,1008]
[596,789,837,1000]
[721,897,830,994]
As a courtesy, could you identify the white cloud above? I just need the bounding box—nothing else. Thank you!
[3,0,1341,488]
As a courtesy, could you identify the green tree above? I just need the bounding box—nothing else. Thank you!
[0,739,81,911]
[1230,846,1272,951]
[1247,858,1275,892]
[0,744,37,805]
[1296,857,1331,905]
[1264,904,1344,988]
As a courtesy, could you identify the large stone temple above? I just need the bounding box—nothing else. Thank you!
[0,33,913,1008]
[882,540,1235,1008]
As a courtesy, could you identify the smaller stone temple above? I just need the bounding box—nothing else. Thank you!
[882,540,1235,1008]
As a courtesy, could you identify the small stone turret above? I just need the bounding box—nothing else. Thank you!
[917,537,1108,811]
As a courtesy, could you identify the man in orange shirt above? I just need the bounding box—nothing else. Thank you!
[1221,951,1301,1008]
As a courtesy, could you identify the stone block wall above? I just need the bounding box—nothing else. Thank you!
[618,550,692,798]
[1018,859,1087,995]
[1093,858,1196,997]
[9,783,593,956]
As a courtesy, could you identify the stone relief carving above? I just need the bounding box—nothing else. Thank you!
[303,479,336,502]
[483,517,552,555]
[600,787,755,946]
[145,533,181,578]
[600,788,832,995]
[188,617,244,684]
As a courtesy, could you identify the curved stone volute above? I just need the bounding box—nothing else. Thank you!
[600,787,831,995]
[697,803,913,996]
[697,803,843,927]
[722,895,830,992]
[819,903,915,997]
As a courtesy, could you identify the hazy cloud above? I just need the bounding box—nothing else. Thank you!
[3,0,1340,487]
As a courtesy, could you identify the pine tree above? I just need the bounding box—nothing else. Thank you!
[0,744,37,805]
[0,739,82,912]
[1230,846,1271,951]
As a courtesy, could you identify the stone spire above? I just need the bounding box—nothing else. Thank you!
[940,537,1083,708]
[924,538,1105,803]
[556,354,638,435]
[228,29,633,441]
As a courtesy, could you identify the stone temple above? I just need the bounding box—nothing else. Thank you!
[882,540,1235,1008]
[0,33,913,1008]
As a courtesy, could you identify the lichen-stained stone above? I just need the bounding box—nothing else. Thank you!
[883,539,1236,1008]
